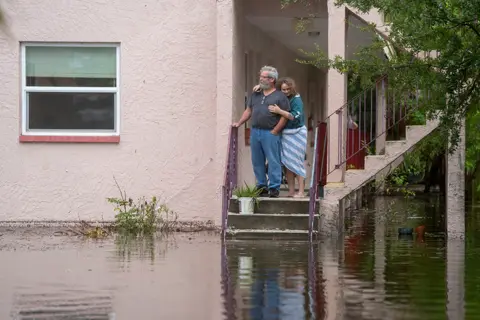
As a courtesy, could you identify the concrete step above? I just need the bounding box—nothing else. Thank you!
[406,125,428,141]
[326,120,439,202]
[365,155,386,169]
[385,140,407,156]
[229,197,314,214]
[226,229,318,240]
[227,213,319,230]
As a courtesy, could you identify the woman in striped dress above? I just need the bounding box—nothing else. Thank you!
[268,77,307,198]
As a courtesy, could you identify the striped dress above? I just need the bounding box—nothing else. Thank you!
[281,94,307,178]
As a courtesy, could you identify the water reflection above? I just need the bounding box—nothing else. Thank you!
[11,287,115,320]
[222,241,319,319]
[0,232,223,320]
[112,233,176,267]
[0,196,476,319]
[221,196,469,320]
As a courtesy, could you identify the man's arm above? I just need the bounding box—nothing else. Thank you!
[233,107,252,127]
[271,117,288,135]
[271,95,290,134]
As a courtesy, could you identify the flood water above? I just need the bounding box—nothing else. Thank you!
[0,195,479,319]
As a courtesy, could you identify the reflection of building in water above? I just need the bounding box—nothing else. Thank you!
[11,288,115,320]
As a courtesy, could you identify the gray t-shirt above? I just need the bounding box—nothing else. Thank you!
[248,90,290,130]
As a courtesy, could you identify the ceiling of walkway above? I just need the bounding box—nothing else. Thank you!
[243,0,382,59]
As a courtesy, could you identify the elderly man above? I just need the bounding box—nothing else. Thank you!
[233,66,290,198]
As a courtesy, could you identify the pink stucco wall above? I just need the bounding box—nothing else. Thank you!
[0,0,381,222]
[0,0,221,222]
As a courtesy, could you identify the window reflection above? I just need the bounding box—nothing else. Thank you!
[27,92,115,131]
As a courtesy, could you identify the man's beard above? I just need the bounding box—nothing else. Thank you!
[259,82,272,90]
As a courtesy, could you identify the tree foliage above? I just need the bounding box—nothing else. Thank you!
[285,0,480,151]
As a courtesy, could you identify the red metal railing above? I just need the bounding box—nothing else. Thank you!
[221,126,239,236]
[308,76,432,229]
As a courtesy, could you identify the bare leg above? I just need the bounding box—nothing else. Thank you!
[286,169,296,197]
[295,176,306,197]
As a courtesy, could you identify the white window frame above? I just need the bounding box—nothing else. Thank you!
[20,42,121,137]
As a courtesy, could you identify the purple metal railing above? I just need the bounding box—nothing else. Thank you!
[308,125,321,240]
[221,126,239,236]
[307,240,318,317]
[308,76,432,227]
[220,239,236,319]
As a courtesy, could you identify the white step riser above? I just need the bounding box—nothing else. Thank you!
[406,125,429,141]
[385,141,407,156]
[365,156,386,171]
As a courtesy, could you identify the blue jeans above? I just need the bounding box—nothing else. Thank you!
[250,128,282,191]
[250,269,280,320]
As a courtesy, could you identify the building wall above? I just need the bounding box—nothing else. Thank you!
[0,0,383,223]
[0,0,220,222]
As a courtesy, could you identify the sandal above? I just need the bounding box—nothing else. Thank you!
[293,193,306,198]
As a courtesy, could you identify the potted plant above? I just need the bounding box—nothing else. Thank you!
[233,183,261,214]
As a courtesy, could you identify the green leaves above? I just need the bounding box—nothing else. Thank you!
[288,0,480,151]
[107,177,178,235]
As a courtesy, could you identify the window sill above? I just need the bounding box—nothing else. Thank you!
[19,135,120,143]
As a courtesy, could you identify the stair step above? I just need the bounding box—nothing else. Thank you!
[406,125,428,141]
[385,140,407,156]
[229,197,314,214]
[329,121,439,202]
[365,155,386,169]
[228,213,319,231]
[226,228,318,240]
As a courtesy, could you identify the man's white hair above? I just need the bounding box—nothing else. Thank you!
[260,65,278,81]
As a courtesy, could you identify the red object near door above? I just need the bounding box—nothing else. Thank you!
[346,128,370,170]
[316,122,328,186]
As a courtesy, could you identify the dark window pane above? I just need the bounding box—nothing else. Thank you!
[26,76,116,87]
[27,92,115,131]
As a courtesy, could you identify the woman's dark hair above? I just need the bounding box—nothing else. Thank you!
[276,77,297,96]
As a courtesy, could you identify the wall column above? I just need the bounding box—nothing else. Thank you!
[216,0,239,220]
[375,79,387,155]
[446,239,465,319]
[446,120,466,239]
[326,3,347,183]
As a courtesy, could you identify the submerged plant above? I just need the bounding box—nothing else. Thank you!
[107,177,178,235]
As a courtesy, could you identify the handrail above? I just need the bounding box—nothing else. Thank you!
[308,126,320,239]
[325,77,429,178]
[324,75,388,122]
[308,74,432,220]
[317,76,389,179]
[221,126,238,236]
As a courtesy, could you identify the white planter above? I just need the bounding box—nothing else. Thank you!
[238,197,255,214]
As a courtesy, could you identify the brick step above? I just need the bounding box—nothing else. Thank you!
[228,213,319,231]
[226,229,318,240]
[229,197,315,214]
